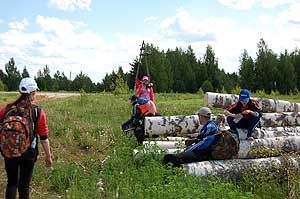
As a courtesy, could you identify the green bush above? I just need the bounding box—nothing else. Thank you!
[201,80,213,93]
[0,80,7,91]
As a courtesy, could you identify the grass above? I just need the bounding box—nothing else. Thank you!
[0,92,300,198]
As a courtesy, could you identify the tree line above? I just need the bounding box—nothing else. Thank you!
[1,38,300,94]
[0,59,100,92]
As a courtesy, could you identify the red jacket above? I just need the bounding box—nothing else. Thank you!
[135,78,154,101]
[0,103,49,139]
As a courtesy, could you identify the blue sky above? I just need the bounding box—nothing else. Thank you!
[0,0,300,82]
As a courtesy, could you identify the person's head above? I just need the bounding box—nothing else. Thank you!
[18,77,39,102]
[141,76,149,84]
[129,95,137,104]
[196,107,212,125]
[239,89,250,106]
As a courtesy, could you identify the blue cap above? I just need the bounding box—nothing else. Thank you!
[138,97,149,105]
[239,89,250,102]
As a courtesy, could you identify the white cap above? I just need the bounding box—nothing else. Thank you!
[196,107,212,118]
[19,77,39,94]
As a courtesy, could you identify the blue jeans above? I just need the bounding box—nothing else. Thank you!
[227,115,260,137]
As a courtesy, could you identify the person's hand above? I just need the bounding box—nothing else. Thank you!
[247,136,255,141]
[232,113,240,118]
[242,110,252,115]
[45,155,53,168]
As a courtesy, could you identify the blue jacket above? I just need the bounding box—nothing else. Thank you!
[184,120,218,152]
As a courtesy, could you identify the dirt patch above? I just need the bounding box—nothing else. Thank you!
[36,92,80,101]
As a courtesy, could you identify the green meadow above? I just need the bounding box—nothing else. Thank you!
[1,92,300,198]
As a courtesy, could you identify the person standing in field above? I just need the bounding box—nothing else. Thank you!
[135,75,154,101]
[0,77,52,199]
[224,89,262,141]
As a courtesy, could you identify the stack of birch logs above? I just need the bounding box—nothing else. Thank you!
[134,92,300,180]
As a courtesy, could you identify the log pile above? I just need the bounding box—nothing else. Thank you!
[134,92,300,179]
[204,92,300,112]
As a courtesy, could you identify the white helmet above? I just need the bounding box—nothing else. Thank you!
[19,77,39,94]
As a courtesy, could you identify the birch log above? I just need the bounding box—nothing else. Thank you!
[144,114,225,136]
[145,113,300,136]
[204,92,300,113]
[142,136,300,159]
[239,127,300,140]
[238,136,300,158]
[183,156,300,181]
[260,112,300,127]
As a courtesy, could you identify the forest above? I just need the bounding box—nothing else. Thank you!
[1,38,300,95]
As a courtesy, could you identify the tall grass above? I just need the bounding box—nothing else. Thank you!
[1,92,300,198]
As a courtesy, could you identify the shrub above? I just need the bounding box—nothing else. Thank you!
[201,80,213,93]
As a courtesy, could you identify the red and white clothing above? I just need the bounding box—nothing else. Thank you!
[135,78,154,101]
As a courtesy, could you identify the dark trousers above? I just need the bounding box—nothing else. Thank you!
[4,157,35,199]
[227,115,260,137]
[121,118,134,131]
[163,148,211,167]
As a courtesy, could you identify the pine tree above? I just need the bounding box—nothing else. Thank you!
[4,58,22,91]
[277,50,296,94]
[203,45,220,91]
[239,49,256,91]
[22,66,30,78]
[255,39,278,93]
[291,49,300,90]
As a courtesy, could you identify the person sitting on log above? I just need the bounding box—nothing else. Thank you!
[132,97,160,144]
[138,97,157,117]
[224,89,262,141]
[163,107,221,166]
[135,75,154,101]
[121,95,141,133]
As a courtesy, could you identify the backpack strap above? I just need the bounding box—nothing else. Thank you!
[31,104,41,136]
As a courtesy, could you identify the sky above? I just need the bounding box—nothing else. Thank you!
[0,0,300,83]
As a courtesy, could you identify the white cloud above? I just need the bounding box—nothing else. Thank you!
[277,3,300,25]
[8,19,29,31]
[259,0,296,8]
[218,0,298,10]
[154,8,300,73]
[258,14,273,25]
[49,0,91,11]
[0,16,138,82]
[1,7,300,83]
[159,9,235,42]
[218,0,256,10]
[0,19,3,24]
[144,16,159,22]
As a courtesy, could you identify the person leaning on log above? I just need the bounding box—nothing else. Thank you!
[163,107,219,167]
[224,89,262,141]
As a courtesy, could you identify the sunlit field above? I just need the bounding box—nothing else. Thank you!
[1,92,300,198]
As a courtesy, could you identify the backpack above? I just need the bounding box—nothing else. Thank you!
[0,104,40,158]
[210,130,239,160]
